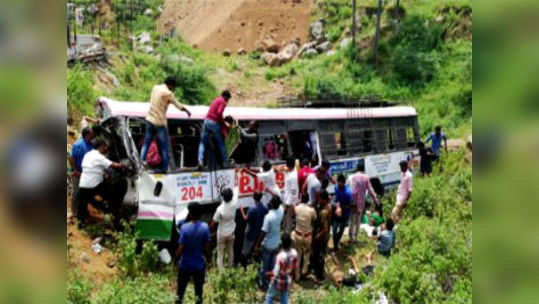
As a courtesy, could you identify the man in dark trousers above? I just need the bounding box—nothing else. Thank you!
[175,202,211,304]
[311,190,332,282]
[198,90,232,169]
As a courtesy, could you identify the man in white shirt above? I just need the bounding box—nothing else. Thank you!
[301,167,325,206]
[245,161,281,207]
[391,161,413,223]
[282,157,299,234]
[212,188,238,271]
[78,139,127,229]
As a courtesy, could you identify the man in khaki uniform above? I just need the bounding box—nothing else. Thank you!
[292,193,316,280]
[311,190,332,281]
[141,76,191,172]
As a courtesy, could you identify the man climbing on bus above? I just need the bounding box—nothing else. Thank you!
[198,90,232,169]
[141,76,192,173]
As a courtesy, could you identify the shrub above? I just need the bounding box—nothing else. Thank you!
[207,265,258,304]
[67,271,93,304]
[67,64,98,122]
[93,275,175,304]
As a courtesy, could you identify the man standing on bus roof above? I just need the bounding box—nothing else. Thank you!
[424,125,448,161]
[348,162,379,243]
[141,76,192,173]
[391,161,413,224]
[198,90,232,169]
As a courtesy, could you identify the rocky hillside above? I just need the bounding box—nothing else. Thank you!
[157,0,313,53]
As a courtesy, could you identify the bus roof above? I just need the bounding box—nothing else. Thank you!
[98,97,417,121]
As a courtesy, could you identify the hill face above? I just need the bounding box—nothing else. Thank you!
[158,0,313,52]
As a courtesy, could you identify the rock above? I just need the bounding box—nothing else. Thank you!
[144,8,153,16]
[326,50,337,56]
[302,48,318,58]
[107,259,116,268]
[277,43,299,64]
[298,41,317,56]
[316,41,331,53]
[435,15,445,22]
[137,32,152,45]
[262,38,280,53]
[96,67,120,87]
[80,253,90,264]
[237,48,247,55]
[192,43,198,49]
[262,52,281,67]
[340,37,352,49]
[467,135,472,151]
[447,139,465,152]
[311,20,324,40]
[223,49,231,56]
[142,45,154,54]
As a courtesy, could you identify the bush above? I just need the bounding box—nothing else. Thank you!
[67,64,98,122]
[206,265,258,304]
[114,223,162,277]
[67,271,93,304]
[93,275,175,304]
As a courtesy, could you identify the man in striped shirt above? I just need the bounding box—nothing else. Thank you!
[265,233,297,304]
[141,76,192,173]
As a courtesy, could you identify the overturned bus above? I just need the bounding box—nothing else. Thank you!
[95,97,420,242]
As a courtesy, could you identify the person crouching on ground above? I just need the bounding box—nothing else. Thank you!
[265,233,297,304]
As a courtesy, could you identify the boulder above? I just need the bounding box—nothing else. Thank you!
[137,32,152,45]
[326,50,337,56]
[277,43,299,64]
[316,41,331,53]
[237,48,247,55]
[302,48,318,58]
[142,45,154,54]
[311,20,324,41]
[223,49,231,56]
[144,8,153,16]
[262,38,280,53]
[298,41,317,56]
[340,37,352,49]
[447,139,465,152]
[262,52,281,67]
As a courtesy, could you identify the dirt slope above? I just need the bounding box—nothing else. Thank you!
[158,0,313,52]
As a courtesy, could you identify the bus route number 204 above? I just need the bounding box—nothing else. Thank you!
[181,186,204,201]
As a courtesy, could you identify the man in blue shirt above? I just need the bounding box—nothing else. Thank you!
[425,125,448,160]
[175,202,211,304]
[332,174,353,252]
[240,191,268,266]
[377,218,396,257]
[68,127,95,215]
[255,195,284,290]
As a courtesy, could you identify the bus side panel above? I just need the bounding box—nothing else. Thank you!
[134,169,236,240]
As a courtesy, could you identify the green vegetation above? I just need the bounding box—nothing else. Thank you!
[67,0,472,302]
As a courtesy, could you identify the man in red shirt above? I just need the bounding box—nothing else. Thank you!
[297,158,314,194]
[198,90,231,168]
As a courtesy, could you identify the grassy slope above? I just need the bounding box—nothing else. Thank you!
[67,1,472,303]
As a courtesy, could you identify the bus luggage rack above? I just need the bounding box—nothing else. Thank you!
[277,96,399,109]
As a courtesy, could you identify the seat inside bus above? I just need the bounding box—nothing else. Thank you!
[168,119,202,169]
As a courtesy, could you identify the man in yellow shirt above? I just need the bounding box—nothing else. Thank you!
[141,76,191,172]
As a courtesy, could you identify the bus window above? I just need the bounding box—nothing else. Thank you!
[261,133,289,161]
[289,130,318,162]
[167,119,202,169]
[374,129,390,153]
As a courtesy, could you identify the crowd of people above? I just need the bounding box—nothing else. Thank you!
[67,77,451,304]
[173,157,416,304]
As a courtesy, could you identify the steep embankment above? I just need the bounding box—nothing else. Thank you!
[158,0,313,52]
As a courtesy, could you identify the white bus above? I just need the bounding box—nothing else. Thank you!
[95,97,420,241]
